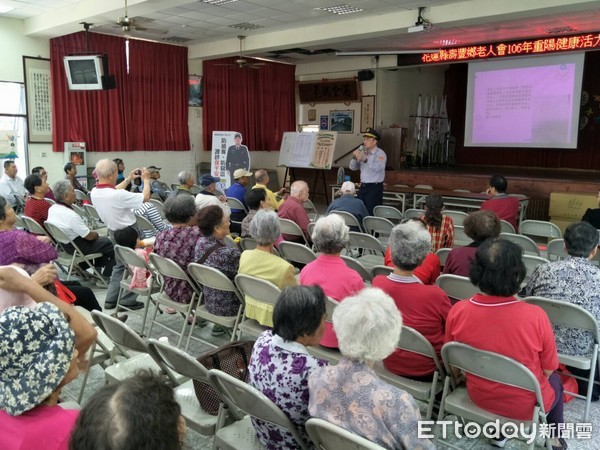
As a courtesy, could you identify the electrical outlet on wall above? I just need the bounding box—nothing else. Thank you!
[41,152,46,157]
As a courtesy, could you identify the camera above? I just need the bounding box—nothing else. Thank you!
[135,169,142,176]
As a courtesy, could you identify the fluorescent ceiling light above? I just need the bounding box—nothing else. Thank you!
[315,5,363,15]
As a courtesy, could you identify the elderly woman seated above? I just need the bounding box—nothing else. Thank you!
[154,195,201,307]
[248,285,327,450]
[70,371,186,450]
[308,288,435,450]
[443,210,500,276]
[299,214,364,348]
[194,205,241,336]
[446,238,566,449]
[238,209,297,327]
[0,266,95,450]
[373,220,451,381]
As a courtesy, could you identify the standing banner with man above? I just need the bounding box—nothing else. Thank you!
[211,131,251,191]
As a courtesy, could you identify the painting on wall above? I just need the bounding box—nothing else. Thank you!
[329,110,354,133]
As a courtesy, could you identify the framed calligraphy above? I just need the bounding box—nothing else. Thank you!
[298,78,360,104]
[361,95,375,132]
[23,56,52,143]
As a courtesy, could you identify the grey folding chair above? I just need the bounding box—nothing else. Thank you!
[113,245,159,336]
[453,225,473,247]
[74,189,91,204]
[444,210,469,226]
[148,198,166,219]
[208,369,310,450]
[14,214,26,230]
[362,216,394,246]
[437,342,552,450]
[147,339,219,436]
[436,274,479,302]
[234,273,281,338]
[83,204,108,233]
[374,326,445,420]
[44,197,56,206]
[329,210,363,232]
[135,214,157,238]
[404,208,425,220]
[499,219,516,234]
[239,237,257,251]
[279,218,309,245]
[278,241,317,266]
[413,185,433,208]
[90,311,183,386]
[546,239,568,261]
[521,254,549,282]
[500,232,540,256]
[347,231,385,271]
[187,263,245,344]
[147,253,199,349]
[226,197,248,213]
[303,199,319,222]
[525,296,600,422]
[373,205,403,223]
[435,247,452,267]
[370,264,393,279]
[341,255,372,284]
[13,193,26,214]
[21,215,51,237]
[306,297,342,364]
[307,222,316,238]
[519,220,562,246]
[306,418,387,450]
[44,221,108,286]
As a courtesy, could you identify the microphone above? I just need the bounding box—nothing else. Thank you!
[358,144,365,152]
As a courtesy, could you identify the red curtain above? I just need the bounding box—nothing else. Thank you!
[50,31,190,152]
[203,57,296,151]
[445,51,600,169]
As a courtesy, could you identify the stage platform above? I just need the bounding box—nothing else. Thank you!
[290,165,600,221]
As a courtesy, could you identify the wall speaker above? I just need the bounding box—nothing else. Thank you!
[357,69,374,81]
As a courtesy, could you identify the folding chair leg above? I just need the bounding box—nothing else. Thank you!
[425,371,439,420]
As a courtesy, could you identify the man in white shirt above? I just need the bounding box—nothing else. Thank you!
[0,160,27,209]
[47,180,116,279]
[90,159,151,310]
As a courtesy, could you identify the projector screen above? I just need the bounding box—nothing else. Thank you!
[464,53,585,149]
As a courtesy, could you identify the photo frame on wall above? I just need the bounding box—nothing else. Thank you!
[361,95,375,132]
[330,110,354,134]
[23,56,52,143]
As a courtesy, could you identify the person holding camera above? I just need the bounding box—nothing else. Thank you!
[90,160,152,310]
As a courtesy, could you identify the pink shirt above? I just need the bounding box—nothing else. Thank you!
[300,254,365,347]
[0,405,79,450]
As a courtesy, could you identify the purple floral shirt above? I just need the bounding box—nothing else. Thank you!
[248,330,327,450]
[194,235,241,316]
[0,229,58,274]
[154,226,202,303]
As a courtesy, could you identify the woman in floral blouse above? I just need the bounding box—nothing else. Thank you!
[154,195,201,304]
[308,287,435,450]
[194,205,241,335]
[248,285,328,450]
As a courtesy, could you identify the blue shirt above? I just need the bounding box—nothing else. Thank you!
[326,194,369,226]
[349,146,386,183]
[226,182,248,212]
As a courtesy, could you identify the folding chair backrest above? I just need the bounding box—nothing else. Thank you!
[278,218,308,244]
[44,221,72,245]
[71,203,88,220]
[500,232,540,256]
[522,255,549,279]
[306,418,387,450]
[324,297,339,323]
[329,210,362,231]
[546,239,568,261]
[148,338,209,382]
[362,216,394,237]
[239,237,257,251]
[499,220,516,234]
[347,231,385,254]
[373,205,403,222]
[226,197,248,213]
[404,208,425,220]
[370,265,393,279]
[520,220,561,240]
[84,204,101,221]
[223,235,239,249]
[399,326,444,375]
[135,214,157,234]
[436,248,452,267]
[441,342,544,410]
[14,214,26,230]
[21,215,48,236]
[453,225,473,246]
[436,274,479,301]
[188,263,245,306]
[114,245,150,270]
[91,310,148,354]
[148,253,196,285]
[278,241,317,265]
[414,184,433,190]
[74,189,90,203]
[207,369,309,450]
[148,199,165,217]
[234,273,281,306]
[340,255,372,283]
[444,210,469,226]
[525,296,600,338]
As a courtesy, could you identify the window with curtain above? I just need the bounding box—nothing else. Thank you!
[203,57,296,151]
[50,31,190,152]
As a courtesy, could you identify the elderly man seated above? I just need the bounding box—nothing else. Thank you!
[0,160,27,209]
[525,221,600,401]
[252,169,287,211]
[46,180,116,279]
[277,180,311,244]
[171,170,196,197]
[480,173,520,231]
[326,180,368,230]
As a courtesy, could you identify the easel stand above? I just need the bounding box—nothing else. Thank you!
[282,166,329,204]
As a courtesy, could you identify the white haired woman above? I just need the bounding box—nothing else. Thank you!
[308,288,435,450]
[299,214,364,347]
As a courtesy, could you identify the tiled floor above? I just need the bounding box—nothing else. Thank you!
[60,281,600,450]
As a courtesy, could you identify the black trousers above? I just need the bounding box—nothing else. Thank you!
[61,280,102,311]
[357,182,384,216]
[67,236,116,277]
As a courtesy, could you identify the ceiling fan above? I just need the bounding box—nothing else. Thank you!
[217,36,265,69]
[114,0,167,35]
